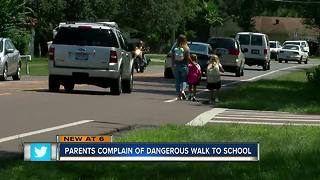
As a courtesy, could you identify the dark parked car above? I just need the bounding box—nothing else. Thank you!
[164,42,213,78]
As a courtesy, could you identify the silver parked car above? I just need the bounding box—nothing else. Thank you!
[0,38,21,81]
[208,37,245,77]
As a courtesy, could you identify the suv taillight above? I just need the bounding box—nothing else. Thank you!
[110,50,117,63]
[264,49,268,55]
[49,47,55,61]
[228,48,239,56]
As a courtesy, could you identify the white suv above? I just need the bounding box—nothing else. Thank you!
[236,32,271,71]
[48,22,133,95]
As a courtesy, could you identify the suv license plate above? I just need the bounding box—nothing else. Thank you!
[75,53,89,60]
[251,50,259,54]
[216,49,227,55]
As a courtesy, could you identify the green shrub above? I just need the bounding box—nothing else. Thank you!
[306,65,320,85]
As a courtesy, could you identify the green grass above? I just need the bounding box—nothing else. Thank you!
[21,57,48,76]
[20,55,165,76]
[148,60,164,66]
[217,70,320,114]
[1,124,320,179]
[145,54,166,60]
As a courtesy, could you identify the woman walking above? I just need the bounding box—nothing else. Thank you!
[172,34,192,100]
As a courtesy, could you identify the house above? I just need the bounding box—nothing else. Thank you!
[211,16,320,42]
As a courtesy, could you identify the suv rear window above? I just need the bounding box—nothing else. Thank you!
[208,38,236,50]
[53,27,119,47]
[251,35,263,46]
[238,35,250,45]
[188,44,208,54]
[284,42,300,46]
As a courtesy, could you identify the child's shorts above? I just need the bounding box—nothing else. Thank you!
[207,81,221,90]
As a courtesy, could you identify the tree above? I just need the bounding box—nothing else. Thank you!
[296,1,320,30]
[117,0,203,51]
[0,0,30,53]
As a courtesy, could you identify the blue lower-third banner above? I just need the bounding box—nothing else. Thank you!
[58,143,259,161]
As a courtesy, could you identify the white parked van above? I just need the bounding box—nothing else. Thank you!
[236,32,271,71]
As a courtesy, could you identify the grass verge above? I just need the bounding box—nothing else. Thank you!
[217,70,320,114]
[1,124,320,179]
[21,57,48,76]
[20,55,165,76]
[146,54,166,60]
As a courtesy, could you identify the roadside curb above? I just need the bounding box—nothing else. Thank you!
[187,108,226,126]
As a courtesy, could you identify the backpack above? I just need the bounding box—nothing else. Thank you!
[173,47,185,61]
[207,64,221,83]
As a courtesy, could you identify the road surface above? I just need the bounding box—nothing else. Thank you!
[0,60,319,155]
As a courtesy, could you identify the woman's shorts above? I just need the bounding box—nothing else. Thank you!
[188,81,200,86]
[207,81,221,90]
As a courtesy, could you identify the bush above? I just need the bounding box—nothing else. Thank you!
[306,65,320,85]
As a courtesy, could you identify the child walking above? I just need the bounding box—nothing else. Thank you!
[206,55,224,104]
[187,54,202,101]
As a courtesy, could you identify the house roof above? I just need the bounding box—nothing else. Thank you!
[254,16,319,35]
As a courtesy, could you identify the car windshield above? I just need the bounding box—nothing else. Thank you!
[238,34,250,45]
[208,38,236,50]
[270,42,276,48]
[251,35,263,46]
[188,44,208,54]
[283,45,299,50]
[53,27,119,47]
[284,42,300,46]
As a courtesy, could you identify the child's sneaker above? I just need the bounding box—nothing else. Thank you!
[181,92,187,100]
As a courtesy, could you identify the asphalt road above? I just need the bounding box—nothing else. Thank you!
[0,59,319,155]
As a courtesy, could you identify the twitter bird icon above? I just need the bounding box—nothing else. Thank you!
[30,143,51,161]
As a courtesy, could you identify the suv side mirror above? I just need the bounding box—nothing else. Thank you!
[126,43,134,52]
[6,48,14,54]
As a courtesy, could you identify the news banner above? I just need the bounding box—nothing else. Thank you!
[24,136,259,161]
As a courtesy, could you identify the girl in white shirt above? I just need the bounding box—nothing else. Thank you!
[207,55,224,103]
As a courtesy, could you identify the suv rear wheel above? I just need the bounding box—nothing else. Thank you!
[111,74,122,95]
[49,75,60,92]
[235,68,241,77]
[122,70,133,93]
[64,82,75,93]
[298,57,302,64]
[263,63,268,71]
[304,57,308,64]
